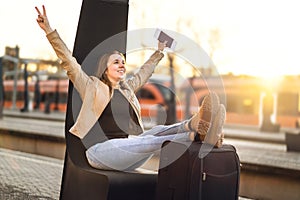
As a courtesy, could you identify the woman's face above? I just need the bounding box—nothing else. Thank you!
[105,53,126,84]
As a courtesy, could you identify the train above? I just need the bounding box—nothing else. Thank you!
[3,73,300,129]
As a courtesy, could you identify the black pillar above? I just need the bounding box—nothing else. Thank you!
[60,1,130,199]
[66,0,129,145]
[33,75,41,110]
[54,78,59,111]
[185,76,195,119]
[21,63,29,112]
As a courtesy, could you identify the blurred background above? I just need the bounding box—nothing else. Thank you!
[1,0,300,199]
[1,0,300,128]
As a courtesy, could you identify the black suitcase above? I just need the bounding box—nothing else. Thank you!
[156,141,240,200]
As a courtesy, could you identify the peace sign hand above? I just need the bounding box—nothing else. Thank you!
[35,5,53,34]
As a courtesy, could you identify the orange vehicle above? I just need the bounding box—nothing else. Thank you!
[180,75,300,129]
[136,74,183,125]
[3,75,69,112]
[3,73,176,121]
[4,72,300,129]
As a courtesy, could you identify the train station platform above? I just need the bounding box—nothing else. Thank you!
[0,109,300,199]
[0,147,255,200]
[0,147,63,199]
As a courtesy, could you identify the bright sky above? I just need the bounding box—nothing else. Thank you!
[1,0,300,77]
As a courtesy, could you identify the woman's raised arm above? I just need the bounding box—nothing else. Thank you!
[35,5,53,34]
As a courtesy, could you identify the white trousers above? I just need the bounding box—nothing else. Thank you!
[85,121,191,171]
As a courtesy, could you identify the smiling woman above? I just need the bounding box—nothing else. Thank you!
[98,51,127,92]
[34,4,227,172]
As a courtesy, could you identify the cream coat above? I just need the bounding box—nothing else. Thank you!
[46,30,164,139]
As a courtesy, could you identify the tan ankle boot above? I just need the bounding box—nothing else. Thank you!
[187,92,220,141]
[205,104,226,148]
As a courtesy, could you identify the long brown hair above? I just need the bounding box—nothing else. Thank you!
[95,50,125,95]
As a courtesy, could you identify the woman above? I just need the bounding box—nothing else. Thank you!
[35,5,225,171]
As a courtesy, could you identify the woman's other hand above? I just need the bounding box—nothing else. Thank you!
[35,5,53,34]
[158,41,167,52]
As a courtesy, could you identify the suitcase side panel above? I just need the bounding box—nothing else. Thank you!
[191,144,240,200]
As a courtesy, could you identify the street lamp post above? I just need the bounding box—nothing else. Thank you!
[21,62,29,112]
[2,55,19,110]
[166,53,177,124]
